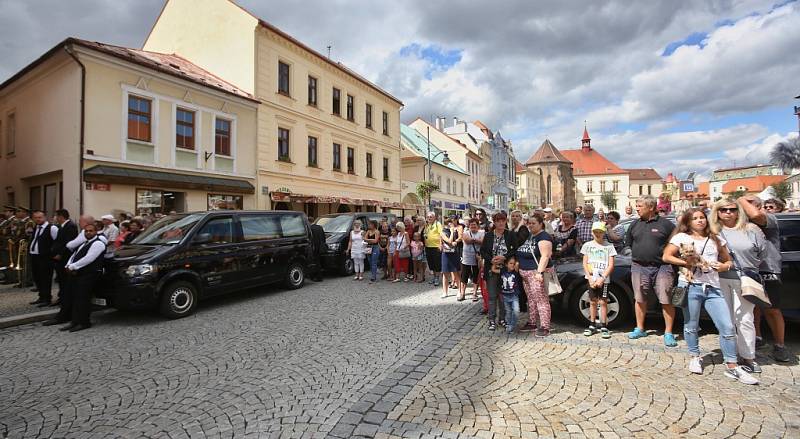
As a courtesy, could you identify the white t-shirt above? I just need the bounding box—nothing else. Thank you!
[669,233,726,288]
[580,240,617,284]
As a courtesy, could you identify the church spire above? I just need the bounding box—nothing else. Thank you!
[581,121,591,150]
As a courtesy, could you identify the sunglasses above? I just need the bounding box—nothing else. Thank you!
[718,208,738,213]
[765,205,776,210]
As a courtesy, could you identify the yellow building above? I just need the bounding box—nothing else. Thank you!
[625,168,663,207]
[400,125,468,217]
[0,38,258,217]
[144,0,404,217]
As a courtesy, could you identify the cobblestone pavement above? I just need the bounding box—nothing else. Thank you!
[0,283,47,318]
[1,277,798,439]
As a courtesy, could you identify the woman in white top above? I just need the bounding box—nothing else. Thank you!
[662,207,758,385]
[346,220,366,280]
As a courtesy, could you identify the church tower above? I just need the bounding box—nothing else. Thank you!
[524,139,575,211]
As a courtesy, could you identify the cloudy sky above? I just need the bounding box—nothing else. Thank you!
[2,0,799,180]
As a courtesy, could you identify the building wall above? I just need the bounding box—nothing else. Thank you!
[254,27,402,212]
[0,54,81,215]
[574,174,630,211]
[524,163,574,212]
[401,158,468,212]
[628,179,663,206]
[143,0,258,94]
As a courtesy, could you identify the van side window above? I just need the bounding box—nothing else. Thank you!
[241,215,282,241]
[280,214,306,237]
[779,219,800,252]
[195,217,234,244]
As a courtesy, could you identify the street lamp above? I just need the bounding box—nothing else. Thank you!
[426,126,451,211]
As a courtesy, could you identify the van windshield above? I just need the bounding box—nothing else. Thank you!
[315,215,353,233]
[132,213,205,245]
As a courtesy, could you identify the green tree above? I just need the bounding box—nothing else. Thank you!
[727,189,747,199]
[415,181,439,210]
[600,191,617,210]
[770,137,800,172]
[770,180,792,201]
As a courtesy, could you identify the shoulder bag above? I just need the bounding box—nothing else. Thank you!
[397,234,411,258]
[721,230,771,308]
[531,234,562,296]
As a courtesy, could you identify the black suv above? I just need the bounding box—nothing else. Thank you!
[553,213,800,327]
[314,212,397,275]
[96,210,314,318]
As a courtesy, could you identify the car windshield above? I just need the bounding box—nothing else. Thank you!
[132,213,205,245]
[315,215,353,233]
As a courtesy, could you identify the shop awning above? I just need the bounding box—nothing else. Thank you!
[84,165,255,194]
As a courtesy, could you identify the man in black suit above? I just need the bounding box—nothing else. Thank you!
[309,221,326,282]
[50,209,79,306]
[28,210,58,307]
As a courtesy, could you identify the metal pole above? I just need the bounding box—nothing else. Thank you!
[426,126,432,211]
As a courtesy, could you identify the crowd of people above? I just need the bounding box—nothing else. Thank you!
[344,194,792,385]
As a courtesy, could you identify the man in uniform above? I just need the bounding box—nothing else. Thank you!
[9,207,35,287]
[0,206,16,279]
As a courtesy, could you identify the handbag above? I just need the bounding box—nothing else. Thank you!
[531,236,562,296]
[397,234,411,258]
[721,230,771,308]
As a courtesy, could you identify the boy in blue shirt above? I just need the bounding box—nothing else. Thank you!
[500,256,523,334]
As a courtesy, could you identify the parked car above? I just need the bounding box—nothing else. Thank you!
[96,210,314,319]
[552,213,800,327]
[314,212,397,275]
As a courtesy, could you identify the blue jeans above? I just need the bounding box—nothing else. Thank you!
[682,283,737,363]
[502,293,519,332]
[369,245,380,280]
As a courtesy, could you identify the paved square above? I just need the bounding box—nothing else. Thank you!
[0,277,797,438]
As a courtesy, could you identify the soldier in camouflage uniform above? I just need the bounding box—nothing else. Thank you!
[8,207,34,287]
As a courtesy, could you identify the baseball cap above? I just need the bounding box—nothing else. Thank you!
[543,207,552,212]
[591,221,607,232]
[101,214,115,221]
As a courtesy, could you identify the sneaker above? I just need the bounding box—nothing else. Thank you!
[627,328,647,339]
[664,332,678,348]
[600,327,611,339]
[488,322,496,331]
[583,326,596,337]
[739,360,762,374]
[724,366,759,385]
[772,345,791,363]
[521,322,536,332]
[499,319,506,328]
[688,356,703,375]
[755,336,765,349]
[535,328,550,337]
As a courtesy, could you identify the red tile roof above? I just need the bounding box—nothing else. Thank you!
[1,38,259,102]
[525,139,571,164]
[626,168,662,181]
[515,160,526,173]
[560,148,626,176]
[685,181,710,199]
[722,175,785,193]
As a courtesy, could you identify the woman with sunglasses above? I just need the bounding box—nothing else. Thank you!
[709,198,767,374]
[662,208,758,385]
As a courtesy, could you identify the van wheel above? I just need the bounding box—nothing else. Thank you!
[568,283,630,329]
[285,262,305,289]
[159,281,198,319]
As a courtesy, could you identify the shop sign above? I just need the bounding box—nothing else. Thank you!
[431,200,443,208]
[444,201,466,210]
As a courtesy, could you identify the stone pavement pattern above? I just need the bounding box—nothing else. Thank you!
[0,277,798,438]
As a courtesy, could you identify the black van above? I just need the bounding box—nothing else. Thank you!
[96,210,314,318]
[314,212,398,275]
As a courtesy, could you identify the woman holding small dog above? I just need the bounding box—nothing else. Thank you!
[662,208,759,385]
[710,198,766,374]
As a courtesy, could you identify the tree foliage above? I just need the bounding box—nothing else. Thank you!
[770,137,800,171]
[415,181,439,207]
[770,180,792,201]
[600,191,617,210]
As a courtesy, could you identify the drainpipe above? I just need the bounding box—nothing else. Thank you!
[64,44,86,214]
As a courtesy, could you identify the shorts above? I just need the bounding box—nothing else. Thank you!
[762,274,782,308]
[413,252,426,262]
[588,283,609,300]
[631,262,674,305]
[461,264,479,284]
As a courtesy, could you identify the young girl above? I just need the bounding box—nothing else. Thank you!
[580,221,616,339]
[393,222,410,282]
[346,220,366,281]
[411,232,426,282]
[387,227,396,281]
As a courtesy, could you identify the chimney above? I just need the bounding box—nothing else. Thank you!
[434,118,441,130]
[453,117,459,128]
